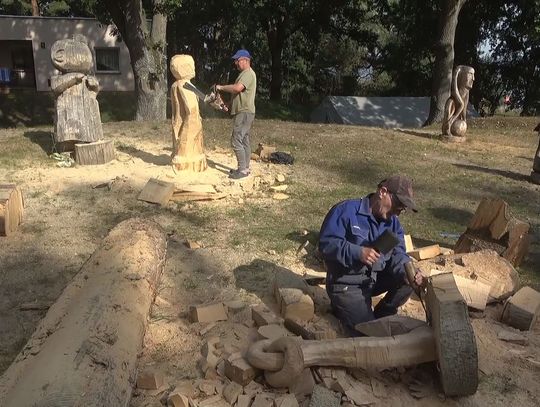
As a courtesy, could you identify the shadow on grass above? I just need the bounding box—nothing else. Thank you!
[428,206,474,227]
[23,130,55,154]
[453,163,531,183]
[396,129,441,141]
[116,144,170,165]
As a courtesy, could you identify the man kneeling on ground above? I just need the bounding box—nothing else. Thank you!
[318,175,424,336]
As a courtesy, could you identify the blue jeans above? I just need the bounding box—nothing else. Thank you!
[326,264,413,337]
[231,112,255,172]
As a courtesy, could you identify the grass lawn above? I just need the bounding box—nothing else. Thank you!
[0,114,539,288]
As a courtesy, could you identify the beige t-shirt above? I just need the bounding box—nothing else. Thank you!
[231,67,256,115]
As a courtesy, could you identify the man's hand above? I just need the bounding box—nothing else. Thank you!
[360,247,380,267]
[414,271,425,288]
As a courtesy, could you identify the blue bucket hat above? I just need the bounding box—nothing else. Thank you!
[232,49,251,60]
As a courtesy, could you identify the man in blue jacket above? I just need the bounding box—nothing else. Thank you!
[318,175,424,336]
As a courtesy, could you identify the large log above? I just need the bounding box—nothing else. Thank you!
[425,273,478,396]
[0,218,167,407]
[0,184,24,236]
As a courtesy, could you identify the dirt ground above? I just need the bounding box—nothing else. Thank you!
[0,120,539,406]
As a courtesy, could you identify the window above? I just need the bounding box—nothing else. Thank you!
[95,48,120,73]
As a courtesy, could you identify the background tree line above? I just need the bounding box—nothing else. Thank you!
[2,0,539,120]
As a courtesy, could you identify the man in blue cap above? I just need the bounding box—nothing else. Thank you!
[318,175,424,336]
[216,49,257,179]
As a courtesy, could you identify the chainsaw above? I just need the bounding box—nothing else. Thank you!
[183,82,228,112]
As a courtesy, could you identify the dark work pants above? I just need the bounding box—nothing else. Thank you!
[231,112,255,172]
[326,265,413,337]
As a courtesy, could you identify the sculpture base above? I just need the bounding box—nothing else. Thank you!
[442,135,466,143]
[172,154,207,172]
[531,171,540,185]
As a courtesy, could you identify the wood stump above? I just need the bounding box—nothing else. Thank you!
[455,198,530,266]
[426,273,478,396]
[500,286,540,331]
[0,218,167,407]
[0,184,24,236]
[75,139,115,165]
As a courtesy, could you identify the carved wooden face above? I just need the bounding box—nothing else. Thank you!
[458,67,475,90]
[51,38,93,73]
[170,55,195,80]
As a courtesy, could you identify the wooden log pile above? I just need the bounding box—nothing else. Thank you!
[454,198,530,266]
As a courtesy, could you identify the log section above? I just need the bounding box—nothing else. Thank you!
[0,218,167,407]
[0,184,24,236]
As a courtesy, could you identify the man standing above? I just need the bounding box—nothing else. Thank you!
[216,49,257,179]
[318,175,424,336]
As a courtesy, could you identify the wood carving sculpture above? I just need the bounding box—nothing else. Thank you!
[170,54,207,172]
[50,35,103,146]
[248,273,478,397]
[442,65,475,142]
[531,123,540,184]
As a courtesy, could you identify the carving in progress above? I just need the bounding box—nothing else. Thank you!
[442,65,475,142]
[248,273,478,397]
[170,55,207,172]
[50,35,103,145]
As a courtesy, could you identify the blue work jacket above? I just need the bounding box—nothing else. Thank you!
[318,196,410,285]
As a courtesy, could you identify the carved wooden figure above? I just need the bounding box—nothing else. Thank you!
[531,123,540,184]
[170,55,207,172]
[50,35,103,145]
[442,65,475,142]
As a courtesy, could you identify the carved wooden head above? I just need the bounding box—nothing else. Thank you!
[170,55,195,80]
[456,65,475,90]
[51,35,93,73]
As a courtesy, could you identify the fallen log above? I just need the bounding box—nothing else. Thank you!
[0,218,167,407]
[0,184,24,236]
[500,286,540,331]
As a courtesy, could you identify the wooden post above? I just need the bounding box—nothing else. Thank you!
[0,218,167,407]
[0,184,24,236]
[75,139,115,165]
[425,273,478,396]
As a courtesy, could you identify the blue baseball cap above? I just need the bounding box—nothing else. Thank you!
[232,49,251,60]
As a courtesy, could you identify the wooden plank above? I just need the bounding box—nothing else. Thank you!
[404,234,414,253]
[425,273,478,396]
[408,244,441,261]
[75,139,115,165]
[138,178,176,205]
[175,184,217,194]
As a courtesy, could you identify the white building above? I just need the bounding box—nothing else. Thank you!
[0,15,134,92]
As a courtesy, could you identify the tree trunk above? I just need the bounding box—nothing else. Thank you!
[31,0,39,16]
[107,0,168,121]
[424,0,467,126]
[266,17,287,102]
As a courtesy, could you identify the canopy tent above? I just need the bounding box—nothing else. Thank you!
[310,96,478,128]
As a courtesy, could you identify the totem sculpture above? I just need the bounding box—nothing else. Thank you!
[50,35,103,146]
[531,123,540,184]
[170,54,207,172]
[442,65,475,142]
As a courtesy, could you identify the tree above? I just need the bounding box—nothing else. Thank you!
[424,0,467,126]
